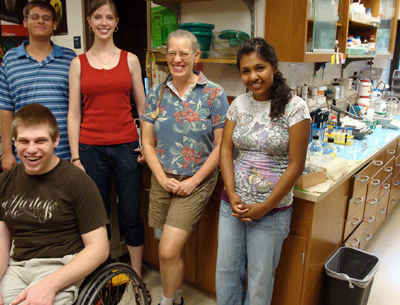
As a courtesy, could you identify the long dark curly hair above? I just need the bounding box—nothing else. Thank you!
[237,38,292,120]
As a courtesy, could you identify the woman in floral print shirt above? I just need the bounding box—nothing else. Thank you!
[141,30,229,305]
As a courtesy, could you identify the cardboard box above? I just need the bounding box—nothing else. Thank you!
[294,168,327,189]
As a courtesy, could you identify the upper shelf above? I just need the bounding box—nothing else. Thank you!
[148,0,255,37]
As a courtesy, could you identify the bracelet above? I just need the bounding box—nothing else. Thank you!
[71,157,81,163]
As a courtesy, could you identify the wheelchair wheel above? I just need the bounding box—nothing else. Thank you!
[76,262,149,305]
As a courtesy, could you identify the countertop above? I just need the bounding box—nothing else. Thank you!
[294,117,400,203]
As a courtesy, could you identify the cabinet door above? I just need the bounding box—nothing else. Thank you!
[376,0,400,53]
[311,0,338,52]
[272,234,307,305]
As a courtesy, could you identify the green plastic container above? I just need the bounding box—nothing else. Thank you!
[179,23,215,33]
[151,6,178,48]
[189,32,213,59]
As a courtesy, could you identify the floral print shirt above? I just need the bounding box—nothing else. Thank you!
[228,92,310,208]
[141,72,229,176]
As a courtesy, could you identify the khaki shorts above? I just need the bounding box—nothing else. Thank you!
[0,254,82,305]
[148,169,219,232]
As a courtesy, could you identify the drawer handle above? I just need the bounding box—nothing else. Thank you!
[351,217,361,225]
[388,149,396,155]
[359,176,369,183]
[366,216,375,223]
[371,179,380,186]
[380,208,387,214]
[368,198,378,205]
[374,160,383,166]
[382,183,391,190]
[385,167,393,172]
[143,187,150,192]
[396,163,400,167]
[393,180,400,186]
[351,238,360,247]
[365,233,373,241]
[390,198,397,204]
[353,197,364,204]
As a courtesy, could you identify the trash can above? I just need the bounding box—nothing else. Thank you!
[324,246,380,305]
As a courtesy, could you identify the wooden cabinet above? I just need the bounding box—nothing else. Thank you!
[343,137,399,253]
[264,0,400,62]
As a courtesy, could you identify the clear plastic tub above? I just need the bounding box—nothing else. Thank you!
[211,30,250,58]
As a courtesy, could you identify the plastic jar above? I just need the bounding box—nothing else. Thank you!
[368,35,376,52]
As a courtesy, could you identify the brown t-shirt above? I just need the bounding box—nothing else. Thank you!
[0,158,109,261]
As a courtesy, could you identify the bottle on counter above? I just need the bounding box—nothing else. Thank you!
[323,137,338,161]
[307,135,323,170]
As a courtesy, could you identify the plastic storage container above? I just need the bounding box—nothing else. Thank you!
[178,23,215,58]
[307,135,323,169]
[151,6,178,48]
[212,30,250,57]
[323,138,337,161]
[325,247,380,305]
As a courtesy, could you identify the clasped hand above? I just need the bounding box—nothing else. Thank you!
[230,195,271,221]
[161,177,197,197]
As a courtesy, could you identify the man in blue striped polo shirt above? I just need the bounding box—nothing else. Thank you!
[0,0,76,171]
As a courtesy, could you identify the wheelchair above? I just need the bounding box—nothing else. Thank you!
[75,262,150,305]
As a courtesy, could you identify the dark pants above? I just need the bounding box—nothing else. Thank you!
[79,141,144,247]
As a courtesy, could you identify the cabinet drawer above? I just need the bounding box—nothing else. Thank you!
[384,141,397,164]
[359,221,375,250]
[391,171,400,198]
[344,221,365,249]
[393,154,400,177]
[396,138,400,157]
[364,189,379,218]
[360,205,377,250]
[381,159,394,184]
[366,168,382,199]
[388,190,400,216]
[343,204,364,241]
[347,196,365,222]
[375,190,390,232]
[379,172,392,200]
[349,163,374,198]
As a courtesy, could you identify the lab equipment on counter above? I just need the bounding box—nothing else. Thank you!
[323,138,337,160]
[307,135,323,170]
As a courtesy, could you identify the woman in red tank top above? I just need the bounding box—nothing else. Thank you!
[67,0,148,300]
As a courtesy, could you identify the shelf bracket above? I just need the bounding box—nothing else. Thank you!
[152,0,181,22]
[341,56,375,77]
[240,0,255,37]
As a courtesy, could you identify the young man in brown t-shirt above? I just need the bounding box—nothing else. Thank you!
[0,104,109,305]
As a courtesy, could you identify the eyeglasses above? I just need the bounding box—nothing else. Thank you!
[26,13,53,22]
[166,51,193,59]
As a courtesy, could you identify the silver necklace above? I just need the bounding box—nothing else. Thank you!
[91,48,116,70]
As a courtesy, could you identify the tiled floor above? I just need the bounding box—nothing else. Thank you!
[364,203,400,305]
[142,204,400,305]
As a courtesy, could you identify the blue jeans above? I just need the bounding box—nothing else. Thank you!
[79,141,144,247]
[216,200,292,305]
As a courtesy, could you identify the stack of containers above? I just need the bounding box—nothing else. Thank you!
[178,23,215,59]
[150,6,178,48]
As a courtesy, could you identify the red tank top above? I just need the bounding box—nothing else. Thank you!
[79,50,138,145]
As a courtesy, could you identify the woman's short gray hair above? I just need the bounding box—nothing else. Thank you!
[167,30,200,53]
